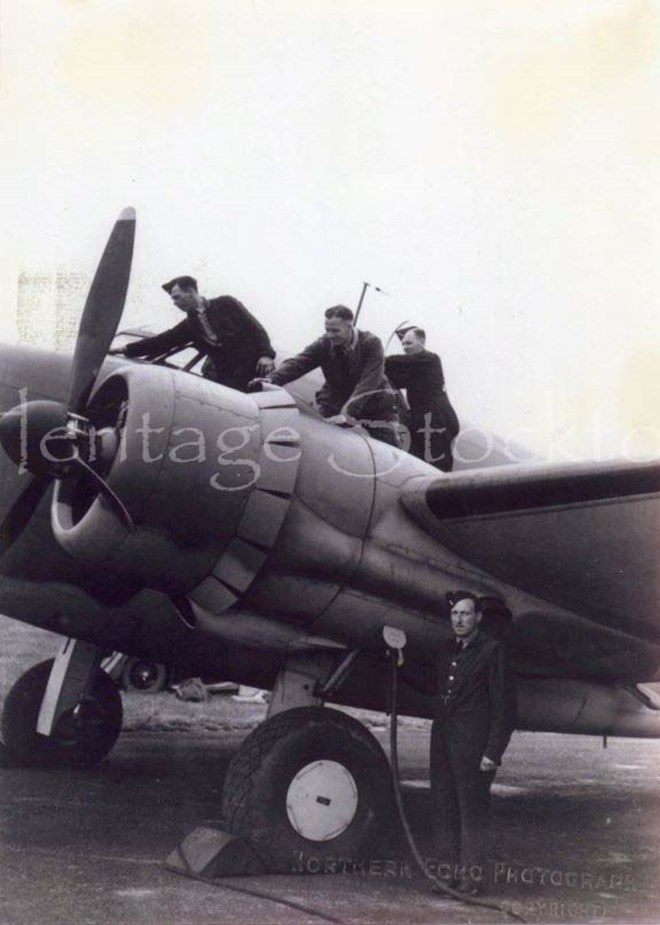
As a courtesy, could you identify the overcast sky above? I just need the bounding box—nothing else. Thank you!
[1,0,658,460]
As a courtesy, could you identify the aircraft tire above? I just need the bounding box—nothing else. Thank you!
[222,706,393,871]
[1,659,123,768]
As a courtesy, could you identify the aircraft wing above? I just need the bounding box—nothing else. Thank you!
[401,457,660,645]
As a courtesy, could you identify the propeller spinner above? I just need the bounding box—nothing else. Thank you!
[0,207,137,553]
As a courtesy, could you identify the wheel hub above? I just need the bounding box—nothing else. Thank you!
[129,661,159,689]
[286,760,358,841]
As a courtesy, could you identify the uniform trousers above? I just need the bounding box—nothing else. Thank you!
[430,713,496,881]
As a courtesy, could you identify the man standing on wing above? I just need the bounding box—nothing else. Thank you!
[111,275,275,392]
[385,326,459,471]
[252,304,401,447]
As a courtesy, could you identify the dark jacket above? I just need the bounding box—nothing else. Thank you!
[406,631,516,764]
[269,329,397,420]
[385,349,459,437]
[123,296,275,392]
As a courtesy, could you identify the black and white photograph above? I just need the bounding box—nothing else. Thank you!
[1,2,658,923]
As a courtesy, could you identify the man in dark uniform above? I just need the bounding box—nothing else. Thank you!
[111,276,275,392]
[384,326,459,471]
[407,591,516,894]
[252,305,401,447]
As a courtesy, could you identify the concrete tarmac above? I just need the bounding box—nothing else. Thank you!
[0,724,658,925]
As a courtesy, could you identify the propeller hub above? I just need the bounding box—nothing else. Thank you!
[0,400,70,476]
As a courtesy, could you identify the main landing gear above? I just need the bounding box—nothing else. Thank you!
[220,651,393,872]
[1,641,122,768]
[222,706,392,871]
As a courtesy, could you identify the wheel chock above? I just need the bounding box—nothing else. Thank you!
[164,826,267,879]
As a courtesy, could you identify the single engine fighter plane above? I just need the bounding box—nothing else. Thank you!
[0,208,659,870]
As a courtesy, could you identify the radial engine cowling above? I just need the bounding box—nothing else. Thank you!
[51,364,301,598]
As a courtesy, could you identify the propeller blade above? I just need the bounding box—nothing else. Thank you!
[0,474,52,555]
[71,457,135,531]
[67,207,136,415]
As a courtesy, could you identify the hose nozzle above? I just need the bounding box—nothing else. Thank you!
[382,626,407,666]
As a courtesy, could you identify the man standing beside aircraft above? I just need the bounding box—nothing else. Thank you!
[384,326,459,471]
[407,591,516,895]
[251,305,401,446]
[111,275,276,392]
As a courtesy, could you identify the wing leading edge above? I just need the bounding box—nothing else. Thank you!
[401,458,660,643]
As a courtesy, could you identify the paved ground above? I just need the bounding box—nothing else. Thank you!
[0,721,659,925]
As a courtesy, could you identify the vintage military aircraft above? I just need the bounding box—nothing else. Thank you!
[0,208,659,871]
